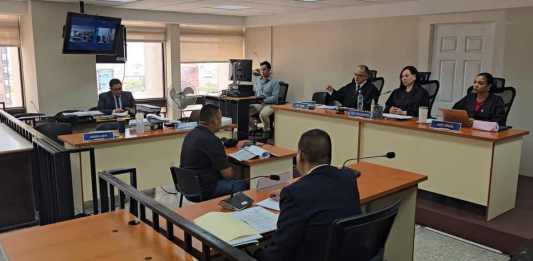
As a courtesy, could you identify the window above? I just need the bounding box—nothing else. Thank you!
[0,46,23,108]
[96,42,164,99]
[181,62,231,94]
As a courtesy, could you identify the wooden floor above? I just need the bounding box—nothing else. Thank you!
[416,175,533,254]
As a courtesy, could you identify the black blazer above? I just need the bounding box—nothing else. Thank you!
[385,84,429,117]
[256,165,362,261]
[96,91,136,115]
[330,80,379,111]
[452,93,506,126]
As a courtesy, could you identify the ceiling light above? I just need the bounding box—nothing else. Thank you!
[212,5,251,10]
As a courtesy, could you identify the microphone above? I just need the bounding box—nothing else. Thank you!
[341,152,396,170]
[219,175,281,211]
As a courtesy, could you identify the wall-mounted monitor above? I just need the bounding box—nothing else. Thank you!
[96,26,127,63]
[62,12,122,54]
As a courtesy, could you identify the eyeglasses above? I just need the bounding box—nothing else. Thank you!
[354,73,367,77]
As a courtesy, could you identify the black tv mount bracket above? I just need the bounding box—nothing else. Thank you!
[79,1,85,14]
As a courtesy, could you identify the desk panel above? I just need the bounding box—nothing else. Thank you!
[274,109,359,166]
[360,122,492,206]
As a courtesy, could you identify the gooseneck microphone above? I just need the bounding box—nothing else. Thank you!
[220,175,281,211]
[341,152,396,169]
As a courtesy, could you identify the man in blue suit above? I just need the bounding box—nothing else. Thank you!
[96,79,136,115]
[256,129,362,261]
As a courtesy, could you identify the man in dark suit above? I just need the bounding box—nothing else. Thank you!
[97,79,136,115]
[326,65,379,111]
[256,129,362,261]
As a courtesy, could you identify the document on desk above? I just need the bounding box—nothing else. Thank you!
[382,113,413,120]
[256,198,281,211]
[194,212,262,246]
[230,145,270,161]
[0,243,8,261]
[232,206,279,234]
[63,111,104,117]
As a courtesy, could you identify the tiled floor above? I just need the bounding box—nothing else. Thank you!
[153,186,511,261]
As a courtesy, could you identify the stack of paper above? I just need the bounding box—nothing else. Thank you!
[256,198,281,211]
[230,145,270,161]
[194,206,279,246]
[382,113,413,120]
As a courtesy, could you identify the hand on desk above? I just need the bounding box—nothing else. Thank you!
[389,107,406,115]
[237,140,264,149]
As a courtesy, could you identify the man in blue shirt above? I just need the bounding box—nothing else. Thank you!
[251,61,281,138]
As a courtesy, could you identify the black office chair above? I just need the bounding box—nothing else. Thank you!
[278,82,289,104]
[170,167,204,207]
[96,122,120,131]
[493,86,516,125]
[312,91,329,105]
[368,70,378,79]
[370,77,385,103]
[494,77,505,90]
[419,80,440,117]
[323,201,400,261]
[34,121,73,144]
[417,72,431,82]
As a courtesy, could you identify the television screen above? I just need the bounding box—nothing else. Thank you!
[96,26,127,63]
[63,12,122,54]
[229,59,253,82]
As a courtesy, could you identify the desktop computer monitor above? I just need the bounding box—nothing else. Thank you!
[229,59,252,82]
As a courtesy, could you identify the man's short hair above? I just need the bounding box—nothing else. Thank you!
[260,61,272,70]
[298,129,332,165]
[109,79,122,88]
[356,65,370,77]
[199,104,220,123]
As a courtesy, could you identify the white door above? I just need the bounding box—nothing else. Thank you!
[430,23,495,116]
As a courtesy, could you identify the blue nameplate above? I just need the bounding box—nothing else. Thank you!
[83,131,115,142]
[430,120,462,131]
[347,110,371,118]
[292,102,316,110]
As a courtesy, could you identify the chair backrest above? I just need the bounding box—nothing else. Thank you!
[35,121,73,144]
[96,122,120,131]
[312,91,329,105]
[494,77,505,90]
[368,70,378,79]
[170,167,204,202]
[417,72,431,82]
[419,80,440,115]
[370,77,385,103]
[323,201,400,261]
[493,86,516,125]
[278,82,289,104]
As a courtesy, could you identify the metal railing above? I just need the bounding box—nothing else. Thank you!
[98,169,257,261]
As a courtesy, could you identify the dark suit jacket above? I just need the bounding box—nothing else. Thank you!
[452,93,506,126]
[330,80,379,111]
[256,165,362,261]
[97,91,136,115]
[385,84,429,117]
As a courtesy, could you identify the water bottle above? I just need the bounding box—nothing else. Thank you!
[135,112,144,135]
[357,89,364,111]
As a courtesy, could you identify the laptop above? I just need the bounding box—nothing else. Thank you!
[440,108,473,127]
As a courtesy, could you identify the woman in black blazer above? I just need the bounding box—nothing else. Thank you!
[385,66,429,117]
[453,72,506,125]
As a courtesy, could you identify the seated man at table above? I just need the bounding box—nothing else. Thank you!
[251,61,281,139]
[180,104,247,200]
[255,129,361,261]
[97,79,136,115]
[325,64,379,110]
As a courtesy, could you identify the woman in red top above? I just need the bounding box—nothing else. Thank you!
[453,73,506,125]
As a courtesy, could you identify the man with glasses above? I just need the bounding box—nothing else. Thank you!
[97,78,136,115]
[325,65,379,111]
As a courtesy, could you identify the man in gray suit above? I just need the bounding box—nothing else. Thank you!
[97,79,136,115]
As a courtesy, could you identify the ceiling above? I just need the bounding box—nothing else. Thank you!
[41,0,414,17]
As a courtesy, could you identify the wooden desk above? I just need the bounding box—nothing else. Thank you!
[0,211,196,261]
[0,124,35,232]
[204,95,263,140]
[174,162,426,261]
[273,104,529,220]
[225,144,296,188]
[58,126,233,215]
